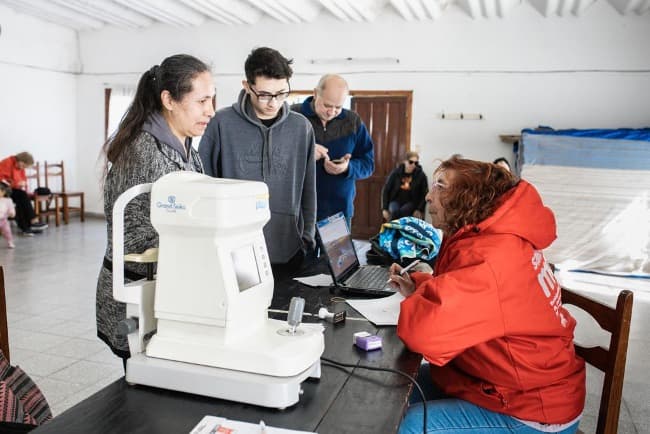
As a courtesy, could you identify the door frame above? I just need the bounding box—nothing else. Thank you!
[350,90,413,153]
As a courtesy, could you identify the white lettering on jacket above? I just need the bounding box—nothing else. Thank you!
[532,250,568,327]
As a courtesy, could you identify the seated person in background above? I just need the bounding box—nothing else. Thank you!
[382,151,428,221]
[0,152,48,236]
[389,156,585,434]
[493,156,512,172]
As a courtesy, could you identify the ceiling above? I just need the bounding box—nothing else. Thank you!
[0,0,648,30]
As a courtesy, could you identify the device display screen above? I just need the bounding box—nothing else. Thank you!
[231,245,261,292]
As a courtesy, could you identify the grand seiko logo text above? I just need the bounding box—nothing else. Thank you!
[156,195,186,212]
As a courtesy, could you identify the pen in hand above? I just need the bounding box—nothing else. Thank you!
[386,259,421,283]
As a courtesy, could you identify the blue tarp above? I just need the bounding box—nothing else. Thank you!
[519,127,650,170]
[522,127,650,142]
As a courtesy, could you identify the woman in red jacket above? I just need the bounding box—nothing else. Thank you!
[0,152,48,235]
[390,156,585,434]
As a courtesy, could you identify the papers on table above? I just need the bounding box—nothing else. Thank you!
[190,416,315,434]
[346,292,404,326]
[293,273,333,287]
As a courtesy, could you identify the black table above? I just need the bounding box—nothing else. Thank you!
[33,260,421,434]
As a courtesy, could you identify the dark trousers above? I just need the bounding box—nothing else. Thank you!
[10,189,35,232]
[388,201,415,219]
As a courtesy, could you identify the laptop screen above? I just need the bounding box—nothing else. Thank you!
[316,212,359,280]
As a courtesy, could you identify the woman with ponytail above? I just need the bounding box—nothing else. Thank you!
[96,54,215,364]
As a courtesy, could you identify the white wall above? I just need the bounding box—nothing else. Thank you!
[0,5,79,190]
[77,4,650,213]
[4,3,650,214]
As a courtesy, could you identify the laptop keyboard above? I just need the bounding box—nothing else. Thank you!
[345,266,391,289]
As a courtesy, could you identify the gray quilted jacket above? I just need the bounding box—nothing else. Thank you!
[96,131,203,357]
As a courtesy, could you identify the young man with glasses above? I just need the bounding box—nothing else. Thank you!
[199,47,316,268]
[291,74,374,229]
[381,151,429,221]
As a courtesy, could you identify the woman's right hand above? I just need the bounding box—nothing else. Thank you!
[387,263,416,297]
[382,210,391,221]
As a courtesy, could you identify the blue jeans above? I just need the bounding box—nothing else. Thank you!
[399,399,580,434]
[400,363,580,434]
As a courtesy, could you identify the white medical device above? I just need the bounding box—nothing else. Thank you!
[112,171,324,409]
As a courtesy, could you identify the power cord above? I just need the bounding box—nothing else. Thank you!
[320,356,428,434]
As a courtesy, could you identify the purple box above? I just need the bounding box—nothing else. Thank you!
[353,332,382,351]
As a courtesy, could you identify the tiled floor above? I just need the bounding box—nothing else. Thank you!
[1,217,123,416]
[0,218,649,433]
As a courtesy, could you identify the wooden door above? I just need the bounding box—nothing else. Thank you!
[351,92,412,239]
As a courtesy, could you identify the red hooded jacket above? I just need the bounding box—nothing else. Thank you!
[397,180,585,424]
[0,156,27,190]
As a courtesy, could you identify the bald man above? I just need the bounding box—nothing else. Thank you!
[291,74,374,227]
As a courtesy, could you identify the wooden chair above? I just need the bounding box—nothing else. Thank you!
[561,287,634,434]
[24,163,61,227]
[44,161,84,224]
[0,267,8,364]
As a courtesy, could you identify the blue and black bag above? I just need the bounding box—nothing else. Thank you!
[367,217,442,267]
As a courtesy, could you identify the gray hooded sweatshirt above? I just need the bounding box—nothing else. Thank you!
[199,89,316,264]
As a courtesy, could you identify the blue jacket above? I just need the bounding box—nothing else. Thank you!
[291,97,374,222]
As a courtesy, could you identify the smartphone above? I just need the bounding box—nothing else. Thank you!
[331,158,345,164]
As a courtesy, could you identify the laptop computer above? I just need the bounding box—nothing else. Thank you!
[316,212,395,297]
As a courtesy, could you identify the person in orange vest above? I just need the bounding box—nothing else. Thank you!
[0,152,48,236]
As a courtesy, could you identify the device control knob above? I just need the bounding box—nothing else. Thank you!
[117,317,138,336]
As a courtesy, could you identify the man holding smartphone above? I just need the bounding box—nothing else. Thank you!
[291,74,374,228]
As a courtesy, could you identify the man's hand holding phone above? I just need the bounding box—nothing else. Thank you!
[324,153,351,175]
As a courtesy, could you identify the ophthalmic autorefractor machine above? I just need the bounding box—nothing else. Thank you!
[111,171,324,408]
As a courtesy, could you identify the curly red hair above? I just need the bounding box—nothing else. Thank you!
[435,156,517,235]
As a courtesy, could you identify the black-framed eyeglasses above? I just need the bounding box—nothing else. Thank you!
[248,83,291,103]
[407,160,418,165]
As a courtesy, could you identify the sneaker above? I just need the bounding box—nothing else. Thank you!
[8,242,15,249]
[20,230,34,237]
[30,222,48,232]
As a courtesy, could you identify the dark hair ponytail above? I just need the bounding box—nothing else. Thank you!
[103,54,210,165]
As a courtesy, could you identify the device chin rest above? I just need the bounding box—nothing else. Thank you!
[124,248,159,280]
[124,248,159,263]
